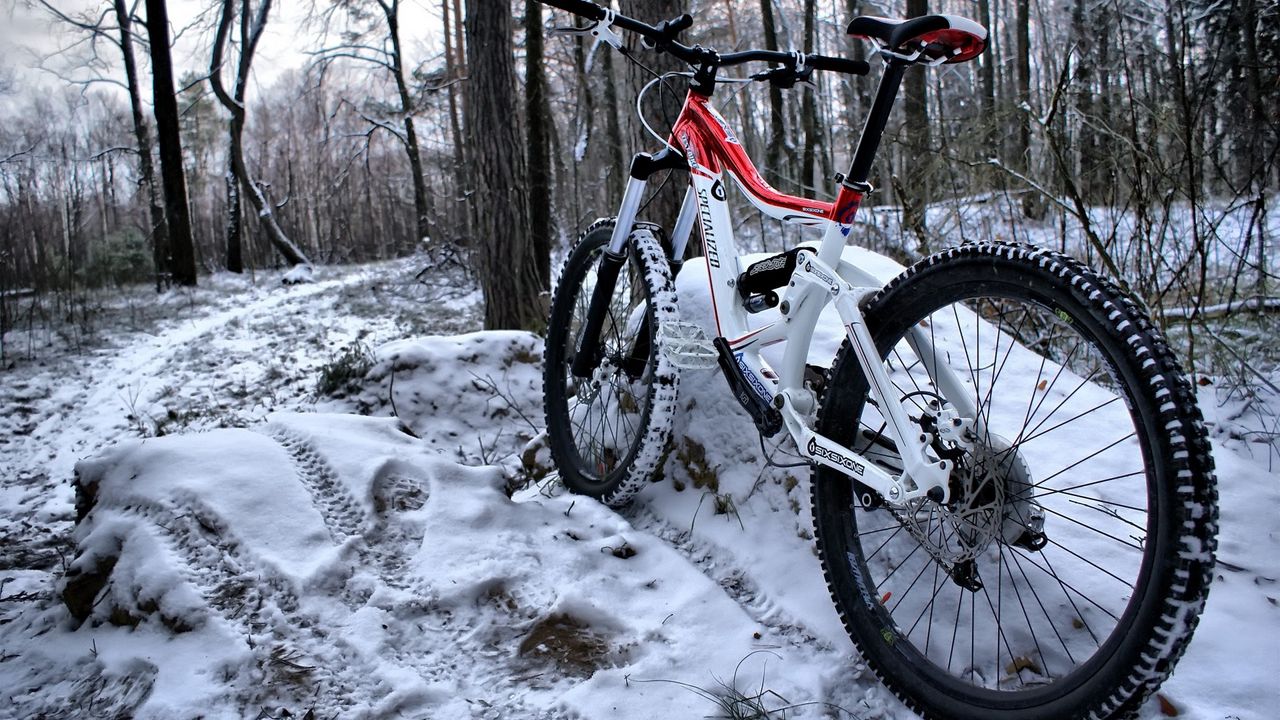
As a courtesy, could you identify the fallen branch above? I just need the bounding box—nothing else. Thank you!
[1164,295,1280,320]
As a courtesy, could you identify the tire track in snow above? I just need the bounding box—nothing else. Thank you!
[260,425,433,598]
[261,424,366,542]
[7,272,379,503]
[257,426,570,717]
[625,505,878,713]
[626,506,831,650]
[126,495,393,715]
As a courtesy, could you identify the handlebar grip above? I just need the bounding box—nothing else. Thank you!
[644,13,694,49]
[667,13,693,34]
[807,54,871,76]
[540,0,606,21]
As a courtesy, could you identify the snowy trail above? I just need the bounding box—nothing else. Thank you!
[9,271,371,488]
[1,251,1276,719]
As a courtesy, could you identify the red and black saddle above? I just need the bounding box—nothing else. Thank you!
[848,14,987,64]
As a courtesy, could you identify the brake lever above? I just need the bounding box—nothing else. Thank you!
[749,65,815,90]
[550,10,624,52]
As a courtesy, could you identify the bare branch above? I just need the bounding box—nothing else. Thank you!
[1,147,38,166]
[1164,296,1280,321]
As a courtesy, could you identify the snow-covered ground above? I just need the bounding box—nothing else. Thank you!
[0,246,1276,719]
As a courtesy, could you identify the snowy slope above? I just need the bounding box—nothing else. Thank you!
[0,248,1276,719]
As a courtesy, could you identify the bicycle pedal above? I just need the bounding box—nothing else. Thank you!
[659,321,719,370]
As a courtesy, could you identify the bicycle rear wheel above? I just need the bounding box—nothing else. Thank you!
[812,243,1217,719]
[543,220,679,507]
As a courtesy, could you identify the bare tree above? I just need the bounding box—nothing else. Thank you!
[37,0,172,290]
[209,0,311,270]
[143,0,197,285]
[113,0,169,290]
[312,0,436,248]
[899,0,932,250]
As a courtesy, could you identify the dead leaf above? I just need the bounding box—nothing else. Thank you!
[1157,693,1179,716]
[1006,656,1042,675]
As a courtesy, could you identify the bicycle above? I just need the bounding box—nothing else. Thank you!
[537,2,1218,718]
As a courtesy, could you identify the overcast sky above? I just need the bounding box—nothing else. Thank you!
[0,0,446,114]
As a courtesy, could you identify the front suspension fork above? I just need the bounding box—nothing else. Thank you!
[571,150,692,380]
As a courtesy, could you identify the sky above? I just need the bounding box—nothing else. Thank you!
[0,0,447,115]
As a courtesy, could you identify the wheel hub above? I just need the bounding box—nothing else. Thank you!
[894,432,1046,580]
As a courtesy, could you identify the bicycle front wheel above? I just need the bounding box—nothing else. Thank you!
[812,243,1217,719]
[542,220,679,507]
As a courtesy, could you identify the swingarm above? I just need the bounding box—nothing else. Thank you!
[775,250,956,504]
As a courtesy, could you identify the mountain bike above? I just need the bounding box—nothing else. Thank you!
[537,2,1218,717]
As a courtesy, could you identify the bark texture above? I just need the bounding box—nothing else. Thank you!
[144,0,198,285]
[465,0,544,331]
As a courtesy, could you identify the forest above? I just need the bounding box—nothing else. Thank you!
[1,0,1277,378]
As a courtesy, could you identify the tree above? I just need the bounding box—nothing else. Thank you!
[465,0,544,330]
[799,0,820,190]
[210,0,311,270]
[313,0,436,249]
[112,0,169,290]
[899,0,932,250]
[525,0,552,290]
[143,0,197,285]
[37,0,172,290]
[619,0,686,233]
[758,0,789,178]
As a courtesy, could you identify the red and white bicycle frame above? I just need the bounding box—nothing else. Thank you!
[604,87,981,505]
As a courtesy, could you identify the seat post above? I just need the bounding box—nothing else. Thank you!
[846,58,910,187]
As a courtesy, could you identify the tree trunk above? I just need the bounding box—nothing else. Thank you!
[759,0,788,178]
[114,0,169,291]
[465,0,544,331]
[620,0,687,233]
[1014,0,1038,217]
[442,0,467,242]
[901,0,932,248]
[977,0,995,158]
[144,0,198,286]
[383,0,433,247]
[600,43,627,207]
[209,0,310,268]
[224,157,243,272]
[800,0,819,191]
[525,0,552,289]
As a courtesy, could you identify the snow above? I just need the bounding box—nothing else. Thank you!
[0,245,1277,719]
[282,263,316,285]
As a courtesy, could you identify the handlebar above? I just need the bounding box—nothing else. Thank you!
[541,0,606,21]
[541,0,869,79]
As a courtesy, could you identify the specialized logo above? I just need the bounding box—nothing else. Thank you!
[698,185,721,268]
[807,437,865,476]
[735,352,773,403]
[711,179,726,201]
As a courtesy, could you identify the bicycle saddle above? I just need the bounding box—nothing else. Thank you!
[847,14,986,63]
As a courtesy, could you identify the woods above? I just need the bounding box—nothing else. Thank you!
[0,0,1276,352]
